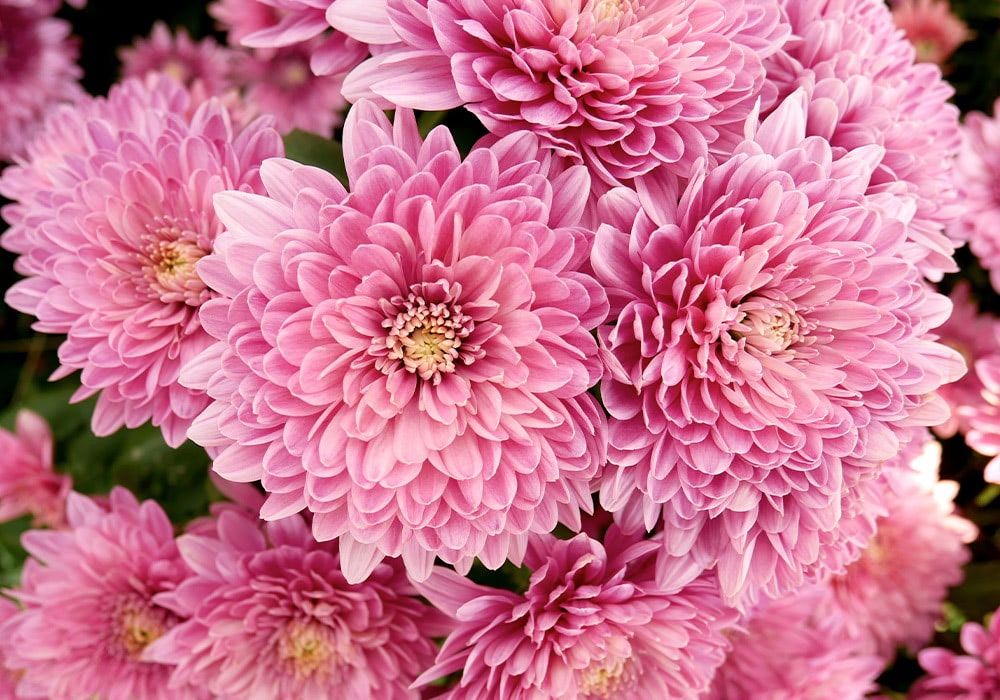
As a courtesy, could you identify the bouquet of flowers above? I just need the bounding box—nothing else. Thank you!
[0,0,998,697]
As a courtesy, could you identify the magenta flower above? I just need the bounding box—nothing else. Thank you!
[413,527,737,700]
[147,509,450,699]
[593,92,965,606]
[0,488,203,700]
[829,429,977,659]
[705,585,885,699]
[184,100,608,582]
[0,409,71,529]
[330,0,789,192]
[911,610,1000,698]
[0,1,83,162]
[0,75,284,447]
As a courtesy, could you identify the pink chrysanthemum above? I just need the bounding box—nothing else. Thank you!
[0,488,203,700]
[593,91,965,606]
[118,21,241,99]
[932,281,1000,439]
[764,0,963,281]
[891,0,971,65]
[0,1,83,162]
[0,409,70,529]
[828,429,977,659]
[705,584,885,699]
[147,509,450,699]
[0,597,20,696]
[413,527,737,700]
[963,355,1000,484]
[911,610,1000,698]
[184,100,609,582]
[0,75,284,447]
[330,0,789,193]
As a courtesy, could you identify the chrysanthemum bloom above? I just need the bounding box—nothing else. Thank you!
[931,281,1000,439]
[119,21,241,99]
[891,0,971,65]
[0,488,204,700]
[147,509,450,699]
[828,429,977,660]
[593,91,966,606]
[911,610,1000,698]
[329,0,789,194]
[0,597,21,695]
[0,74,284,447]
[0,409,71,529]
[962,355,1000,484]
[184,100,608,582]
[413,527,737,699]
[705,585,885,699]
[0,1,83,162]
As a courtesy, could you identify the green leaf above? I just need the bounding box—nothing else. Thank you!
[948,561,1000,624]
[282,129,348,186]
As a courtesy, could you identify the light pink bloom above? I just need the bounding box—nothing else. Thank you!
[119,21,241,99]
[963,355,1000,484]
[413,527,737,700]
[911,610,1000,698]
[593,92,965,606]
[0,75,284,447]
[828,430,977,659]
[0,2,83,162]
[892,0,971,65]
[932,281,1000,438]
[148,509,450,699]
[184,100,608,583]
[0,488,203,700]
[705,585,885,699]
[0,409,70,528]
[330,0,789,193]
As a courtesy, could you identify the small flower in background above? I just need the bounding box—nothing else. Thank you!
[147,509,450,699]
[891,0,971,66]
[962,355,1000,484]
[184,100,609,583]
[0,488,204,700]
[412,526,737,700]
[911,609,1000,698]
[0,409,70,529]
[0,74,284,448]
[0,0,84,162]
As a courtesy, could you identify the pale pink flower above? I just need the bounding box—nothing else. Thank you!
[911,610,1000,698]
[0,2,83,161]
[118,21,241,99]
[892,0,971,65]
[330,0,789,193]
[932,281,1000,438]
[828,430,977,659]
[184,100,608,583]
[0,409,70,529]
[413,527,737,700]
[593,92,965,606]
[0,75,284,447]
[705,585,885,699]
[765,0,963,280]
[0,488,204,700]
[147,509,450,700]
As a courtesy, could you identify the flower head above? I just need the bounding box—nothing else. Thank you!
[593,92,965,606]
[0,409,70,528]
[0,488,202,700]
[184,100,609,582]
[891,0,971,65]
[147,509,450,699]
[413,527,737,699]
[0,74,284,447]
[911,610,1000,698]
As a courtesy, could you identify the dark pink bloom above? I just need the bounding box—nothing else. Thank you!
[184,101,608,582]
[330,0,789,192]
[0,75,284,447]
[0,488,204,700]
[148,509,450,699]
[911,610,1000,698]
[413,527,737,699]
[0,409,70,528]
[593,92,965,606]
